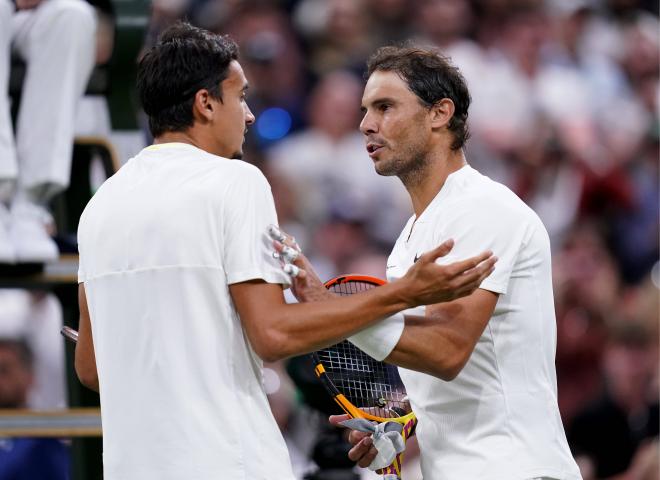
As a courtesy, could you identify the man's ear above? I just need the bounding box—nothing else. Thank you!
[192,89,215,123]
[429,98,455,130]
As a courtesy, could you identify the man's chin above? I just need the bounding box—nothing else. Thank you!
[374,159,397,177]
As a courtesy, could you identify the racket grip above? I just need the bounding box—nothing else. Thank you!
[60,326,79,344]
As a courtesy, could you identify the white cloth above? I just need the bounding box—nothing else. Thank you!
[339,419,405,471]
[348,311,405,361]
[386,165,582,480]
[0,0,96,196]
[77,143,295,480]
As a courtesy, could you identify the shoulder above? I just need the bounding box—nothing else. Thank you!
[452,168,540,223]
[77,166,124,232]
[222,160,271,189]
[436,167,549,247]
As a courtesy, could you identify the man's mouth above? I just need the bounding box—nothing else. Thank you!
[366,142,384,156]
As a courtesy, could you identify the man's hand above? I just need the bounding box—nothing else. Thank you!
[329,414,381,468]
[268,225,332,303]
[268,226,496,309]
[399,239,496,307]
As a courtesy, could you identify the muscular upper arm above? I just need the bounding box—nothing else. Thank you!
[386,288,499,380]
[75,283,99,392]
[229,280,290,362]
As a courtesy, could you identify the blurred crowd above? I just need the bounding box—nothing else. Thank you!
[1,0,658,479]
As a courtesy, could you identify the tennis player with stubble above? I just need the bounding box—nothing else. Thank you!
[73,24,495,480]
[277,46,583,480]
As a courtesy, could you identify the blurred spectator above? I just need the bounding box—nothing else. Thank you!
[568,321,659,479]
[225,3,308,148]
[553,224,620,423]
[0,0,96,263]
[0,290,66,410]
[295,0,375,76]
[364,0,413,44]
[0,338,70,480]
[414,0,484,77]
[267,70,410,247]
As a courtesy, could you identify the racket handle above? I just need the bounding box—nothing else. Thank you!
[60,326,79,344]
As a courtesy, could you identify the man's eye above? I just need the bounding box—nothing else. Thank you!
[379,104,390,112]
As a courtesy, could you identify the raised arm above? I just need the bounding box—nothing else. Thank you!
[229,239,496,362]
[271,229,499,379]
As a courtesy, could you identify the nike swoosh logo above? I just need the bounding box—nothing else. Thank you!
[414,254,421,263]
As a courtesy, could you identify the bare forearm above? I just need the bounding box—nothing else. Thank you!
[385,313,468,380]
[231,280,413,361]
[385,290,499,380]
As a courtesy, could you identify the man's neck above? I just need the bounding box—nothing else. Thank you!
[406,148,467,218]
[155,130,226,158]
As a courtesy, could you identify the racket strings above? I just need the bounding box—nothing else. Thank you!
[320,280,408,417]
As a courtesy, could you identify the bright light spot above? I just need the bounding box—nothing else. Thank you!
[256,107,292,141]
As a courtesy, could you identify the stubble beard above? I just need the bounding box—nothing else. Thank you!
[376,141,430,189]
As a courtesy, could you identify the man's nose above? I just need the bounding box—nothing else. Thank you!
[359,111,376,135]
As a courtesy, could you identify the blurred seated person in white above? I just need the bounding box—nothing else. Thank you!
[0,0,96,263]
[0,338,70,480]
[0,289,66,409]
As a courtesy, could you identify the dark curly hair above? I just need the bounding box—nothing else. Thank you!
[137,22,239,137]
[367,45,471,150]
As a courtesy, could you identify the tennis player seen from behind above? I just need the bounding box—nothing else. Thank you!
[73,23,495,480]
[277,46,584,480]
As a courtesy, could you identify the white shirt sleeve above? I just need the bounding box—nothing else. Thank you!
[222,166,291,287]
[432,200,530,295]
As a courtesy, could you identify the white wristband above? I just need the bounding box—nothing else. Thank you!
[348,312,405,361]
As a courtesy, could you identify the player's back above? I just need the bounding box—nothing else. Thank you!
[77,143,295,480]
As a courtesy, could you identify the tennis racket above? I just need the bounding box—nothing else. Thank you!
[312,274,417,480]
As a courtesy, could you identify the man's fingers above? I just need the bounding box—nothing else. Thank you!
[283,264,306,278]
[446,250,494,276]
[452,259,497,294]
[348,436,378,467]
[330,414,378,467]
[423,238,454,262]
[268,224,301,252]
[460,258,497,285]
[348,429,371,445]
[267,224,287,243]
[329,414,351,426]
[280,246,299,263]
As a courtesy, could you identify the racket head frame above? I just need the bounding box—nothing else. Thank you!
[312,274,415,426]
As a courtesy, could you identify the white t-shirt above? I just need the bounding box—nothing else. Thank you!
[386,165,581,480]
[77,143,295,480]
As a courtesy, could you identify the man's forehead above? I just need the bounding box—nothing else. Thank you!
[362,70,410,103]
[224,60,248,88]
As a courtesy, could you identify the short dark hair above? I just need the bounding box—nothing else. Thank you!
[137,22,239,137]
[366,45,471,150]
